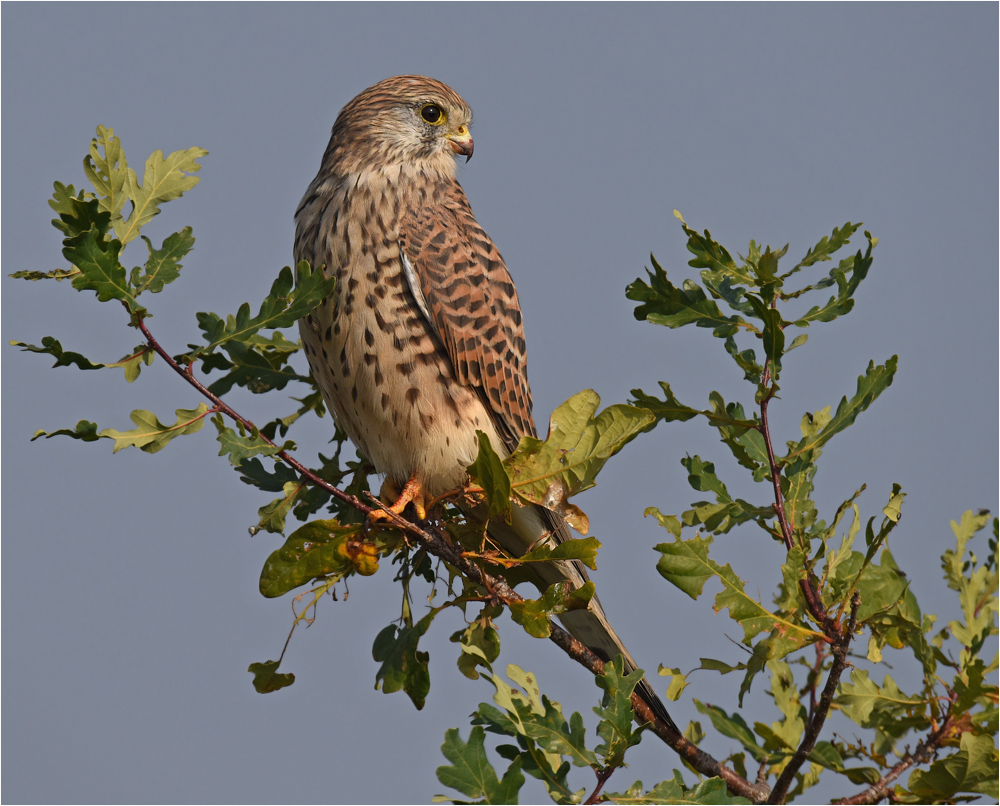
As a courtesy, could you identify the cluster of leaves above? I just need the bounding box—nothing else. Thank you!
[15,130,998,804]
[436,660,741,805]
[432,216,998,803]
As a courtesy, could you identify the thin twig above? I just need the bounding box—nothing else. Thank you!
[757,361,833,633]
[584,767,614,805]
[807,642,826,721]
[831,716,951,805]
[133,308,373,516]
[768,593,861,803]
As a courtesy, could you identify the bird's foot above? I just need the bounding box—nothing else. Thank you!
[368,474,428,525]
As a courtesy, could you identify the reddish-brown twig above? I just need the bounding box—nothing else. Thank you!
[767,592,861,803]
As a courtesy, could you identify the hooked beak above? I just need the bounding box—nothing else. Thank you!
[446,125,474,162]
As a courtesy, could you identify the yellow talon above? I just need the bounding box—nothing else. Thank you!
[369,473,428,523]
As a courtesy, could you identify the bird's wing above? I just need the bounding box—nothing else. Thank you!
[398,184,681,733]
[398,186,534,451]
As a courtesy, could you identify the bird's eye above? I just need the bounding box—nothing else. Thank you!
[420,104,445,125]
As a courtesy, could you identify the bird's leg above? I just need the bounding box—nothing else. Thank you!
[370,473,428,522]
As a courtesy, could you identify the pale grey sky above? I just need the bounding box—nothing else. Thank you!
[3,3,997,804]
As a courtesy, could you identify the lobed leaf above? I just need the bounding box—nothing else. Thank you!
[247,660,295,694]
[13,336,99,372]
[65,228,142,313]
[9,268,80,282]
[630,381,701,425]
[192,262,336,356]
[12,337,157,383]
[214,418,289,466]
[83,125,131,232]
[515,536,600,571]
[130,228,194,294]
[373,612,436,710]
[644,507,682,539]
[503,390,652,533]
[98,404,210,454]
[655,533,824,654]
[508,581,595,639]
[31,419,103,443]
[254,480,307,534]
[469,431,512,523]
[49,182,105,240]
[723,336,763,384]
[627,254,746,338]
[436,726,525,804]
[478,665,597,770]
[896,733,998,803]
[237,457,299,492]
[454,621,501,681]
[705,394,768,479]
[594,656,645,767]
[80,126,207,245]
[782,222,862,278]
[680,455,773,535]
[760,660,807,753]
[789,231,876,325]
[836,669,927,729]
[745,294,786,374]
[675,211,744,277]
[782,357,897,465]
[941,510,998,654]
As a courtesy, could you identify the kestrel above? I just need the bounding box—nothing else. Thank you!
[295,75,677,732]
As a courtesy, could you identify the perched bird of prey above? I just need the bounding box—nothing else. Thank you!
[295,75,678,732]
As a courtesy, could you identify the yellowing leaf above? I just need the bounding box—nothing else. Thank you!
[503,390,653,533]
[99,404,210,454]
[655,534,824,656]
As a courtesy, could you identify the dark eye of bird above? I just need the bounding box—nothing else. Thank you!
[420,104,443,124]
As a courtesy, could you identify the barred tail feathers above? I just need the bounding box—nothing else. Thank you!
[476,501,681,734]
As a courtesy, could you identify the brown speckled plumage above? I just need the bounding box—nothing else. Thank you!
[295,75,677,732]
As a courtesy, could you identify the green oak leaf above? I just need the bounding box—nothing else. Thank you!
[373,612,436,710]
[247,660,295,693]
[436,726,525,804]
[258,518,361,597]
[508,581,596,639]
[192,262,336,356]
[129,228,194,294]
[469,430,512,523]
[12,337,153,383]
[97,404,210,454]
[64,227,141,313]
[31,419,102,443]
[897,733,999,803]
[453,620,501,681]
[655,533,824,655]
[782,357,897,464]
[503,390,652,533]
[627,253,746,338]
[594,656,645,767]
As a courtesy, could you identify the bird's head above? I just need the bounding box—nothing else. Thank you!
[326,75,474,176]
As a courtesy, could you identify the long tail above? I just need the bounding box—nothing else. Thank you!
[469,498,681,734]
